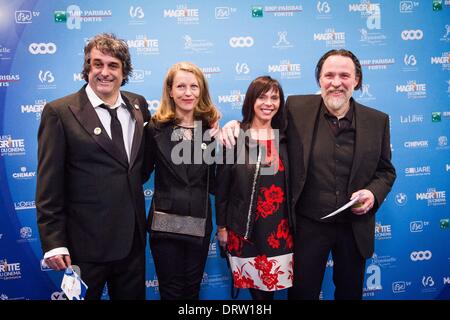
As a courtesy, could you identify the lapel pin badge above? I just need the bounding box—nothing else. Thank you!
[134,104,140,110]
[94,127,102,135]
[201,143,207,150]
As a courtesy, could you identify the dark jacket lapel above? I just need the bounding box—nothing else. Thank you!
[299,99,322,172]
[288,95,322,202]
[68,87,128,168]
[349,100,371,186]
[154,124,189,184]
[123,95,144,170]
[186,126,215,182]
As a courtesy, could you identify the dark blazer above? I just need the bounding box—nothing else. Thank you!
[286,95,396,258]
[144,120,215,236]
[215,135,293,240]
[36,86,150,262]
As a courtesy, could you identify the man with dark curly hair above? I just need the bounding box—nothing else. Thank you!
[36,33,150,300]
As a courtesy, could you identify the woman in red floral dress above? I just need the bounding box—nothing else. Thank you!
[215,76,294,300]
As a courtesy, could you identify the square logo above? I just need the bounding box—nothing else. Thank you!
[432,112,442,122]
[54,11,67,22]
[433,0,443,11]
[440,218,449,229]
[252,6,263,17]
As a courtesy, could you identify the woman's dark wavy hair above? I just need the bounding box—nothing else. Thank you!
[82,33,132,86]
[315,49,363,90]
[241,76,286,132]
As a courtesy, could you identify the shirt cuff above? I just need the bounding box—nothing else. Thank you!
[44,247,70,259]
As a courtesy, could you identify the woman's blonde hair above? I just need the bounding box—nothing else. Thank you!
[153,62,220,127]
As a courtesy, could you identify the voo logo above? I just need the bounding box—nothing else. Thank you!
[229,37,254,48]
[410,250,432,261]
[401,30,423,40]
[29,42,57,55]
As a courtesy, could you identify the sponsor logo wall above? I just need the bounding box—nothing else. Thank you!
[0,0,448,300]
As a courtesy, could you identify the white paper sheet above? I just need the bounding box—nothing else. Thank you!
[320,194,361,220]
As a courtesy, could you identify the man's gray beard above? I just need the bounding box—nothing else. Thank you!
[324,95,346,112]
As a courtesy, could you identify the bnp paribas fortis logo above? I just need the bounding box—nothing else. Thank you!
[252,6,263,17]
[54,11,67,22]
[432,112,442,122]
[433,0,443,11]
[440,218,449,229]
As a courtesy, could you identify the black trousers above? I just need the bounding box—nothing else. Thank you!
[249,289,274,300]
[150,234,210,300]
[74,230,146,300]
[289,216,366,300]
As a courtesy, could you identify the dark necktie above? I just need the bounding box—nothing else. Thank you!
[99,104,127,161]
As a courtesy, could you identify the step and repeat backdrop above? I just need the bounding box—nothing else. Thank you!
[0,0,449,300]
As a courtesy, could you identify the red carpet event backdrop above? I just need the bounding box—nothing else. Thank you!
[0,0,449,300]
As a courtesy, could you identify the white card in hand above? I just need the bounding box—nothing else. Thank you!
[320,194,361,220]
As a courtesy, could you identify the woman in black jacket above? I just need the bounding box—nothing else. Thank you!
[215,76,294,300]
[144,62,219,300]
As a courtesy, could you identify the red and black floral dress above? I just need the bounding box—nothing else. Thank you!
[227,140,294,291]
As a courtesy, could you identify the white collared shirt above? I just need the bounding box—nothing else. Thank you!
[86,84,135,162]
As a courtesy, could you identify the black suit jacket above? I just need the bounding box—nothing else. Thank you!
[215,136,293,240]
[36,86,150,262]
[144,120,215,236]
[286,95,396,258]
